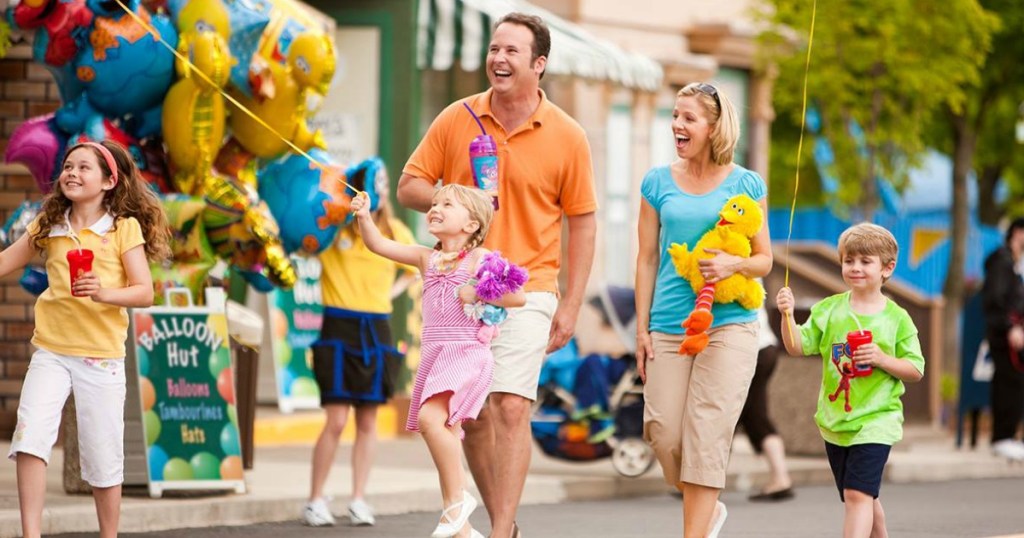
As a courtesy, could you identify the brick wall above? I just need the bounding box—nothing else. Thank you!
[0,42,60,438]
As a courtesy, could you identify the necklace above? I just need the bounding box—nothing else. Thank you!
[435,248,467,273]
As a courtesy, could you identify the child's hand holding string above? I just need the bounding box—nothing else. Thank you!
[776,287,795,315]
[350,192,371,219]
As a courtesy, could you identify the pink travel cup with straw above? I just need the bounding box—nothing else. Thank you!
[67,248,94,297]
[463,103,499,209]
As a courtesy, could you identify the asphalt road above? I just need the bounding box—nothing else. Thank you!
[55,478,1024,537]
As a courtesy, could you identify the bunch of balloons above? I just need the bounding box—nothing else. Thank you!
[4,0,359,300]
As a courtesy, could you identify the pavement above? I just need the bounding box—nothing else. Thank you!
[2,406,1023,537]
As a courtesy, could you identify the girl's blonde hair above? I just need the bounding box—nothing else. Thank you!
[677,82,741,166]
[432,184,493,252]
[34,140,171,262]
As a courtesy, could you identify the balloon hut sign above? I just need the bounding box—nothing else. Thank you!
[130,291,245,497]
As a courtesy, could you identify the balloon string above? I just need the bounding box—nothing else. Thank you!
[782,0,816,353]
[112,0,361,194]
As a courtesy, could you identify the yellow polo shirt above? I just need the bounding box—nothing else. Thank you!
[319,218,418,313]
[30,213,145,358]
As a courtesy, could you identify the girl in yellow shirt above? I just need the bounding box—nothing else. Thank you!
[0,140,170,538]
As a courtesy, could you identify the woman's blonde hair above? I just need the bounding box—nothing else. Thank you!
[677,82,740,166]
[432,184,494,252]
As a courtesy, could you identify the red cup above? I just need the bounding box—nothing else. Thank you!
[847,329,873,376]
[66,248,94,297]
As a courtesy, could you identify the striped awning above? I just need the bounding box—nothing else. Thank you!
[417,0,664,91]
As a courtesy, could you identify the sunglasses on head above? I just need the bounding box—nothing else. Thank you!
[689,82,721,109]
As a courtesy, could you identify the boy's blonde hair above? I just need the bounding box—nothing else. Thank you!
[837,223,899,281]
[677,82,741,166]
[432,184,494,252]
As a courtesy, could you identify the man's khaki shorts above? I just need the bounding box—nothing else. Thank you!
[488,292,558,400]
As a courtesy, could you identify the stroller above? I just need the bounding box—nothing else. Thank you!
[530,285,655,477]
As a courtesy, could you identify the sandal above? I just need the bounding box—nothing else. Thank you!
[430,490,478,538]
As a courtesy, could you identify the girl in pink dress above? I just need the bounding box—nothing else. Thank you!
[351,184,525,538]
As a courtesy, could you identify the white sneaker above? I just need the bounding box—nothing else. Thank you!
[348,498,376,526]
[707,501,728,538]
[992,439,1024,461]
[302,497,336,527]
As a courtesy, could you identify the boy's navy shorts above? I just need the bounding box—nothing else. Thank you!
[824,442,891,501]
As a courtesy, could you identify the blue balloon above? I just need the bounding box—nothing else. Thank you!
[54,2,177,139]
[278,367,296,397]
[19,266,48,296]
[257,148,343,255]
[343,157,386,212]
[220,423,241,456]
[239,269,275,293]
[148,445,169,481]
[137,344,150,377]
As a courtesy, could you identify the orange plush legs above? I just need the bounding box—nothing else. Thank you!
[680,284,715,355]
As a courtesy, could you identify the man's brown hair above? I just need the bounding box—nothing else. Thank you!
[495,13,551,79]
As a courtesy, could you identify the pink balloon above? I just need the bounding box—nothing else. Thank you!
[5,114,65,193]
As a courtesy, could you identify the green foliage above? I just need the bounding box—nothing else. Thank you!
[758,0,998,213]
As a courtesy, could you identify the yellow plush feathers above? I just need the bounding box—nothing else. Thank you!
[667,194,765,310]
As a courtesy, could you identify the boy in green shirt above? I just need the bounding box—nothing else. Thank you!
[777,223,924,538]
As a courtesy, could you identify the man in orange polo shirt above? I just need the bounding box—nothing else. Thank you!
[398,12,596,537]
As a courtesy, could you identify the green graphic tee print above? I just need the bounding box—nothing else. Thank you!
[799,292,925,447]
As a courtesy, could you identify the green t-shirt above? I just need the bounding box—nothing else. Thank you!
[799,292,925,446]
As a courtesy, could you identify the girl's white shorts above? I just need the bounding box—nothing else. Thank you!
[8,347,126,488]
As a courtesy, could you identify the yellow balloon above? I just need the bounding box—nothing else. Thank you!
[163,30,232,195]
[176,0,231,40]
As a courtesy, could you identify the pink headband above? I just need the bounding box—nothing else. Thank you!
[79,142,118,186]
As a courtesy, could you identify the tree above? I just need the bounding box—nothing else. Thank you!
[759,0,997,221]
[934,0,1024,380]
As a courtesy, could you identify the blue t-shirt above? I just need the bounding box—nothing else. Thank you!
[641,164,767,334]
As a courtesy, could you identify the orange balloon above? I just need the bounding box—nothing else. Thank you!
[141,376,156,411]
[220,455,243,480]
[217,367,234,404]
[271,307,288,340]
[134,312,153,339]
[219,452,242,477]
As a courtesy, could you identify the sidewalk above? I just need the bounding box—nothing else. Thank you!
[1,410,1023,537]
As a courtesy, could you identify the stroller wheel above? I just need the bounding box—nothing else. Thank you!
[611,437,655,477]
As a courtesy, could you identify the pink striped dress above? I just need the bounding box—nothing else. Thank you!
[405,251,494,433]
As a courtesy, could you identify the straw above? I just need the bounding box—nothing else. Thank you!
[463,103,487,136]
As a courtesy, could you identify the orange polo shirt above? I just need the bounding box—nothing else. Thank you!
[404,89,597,293]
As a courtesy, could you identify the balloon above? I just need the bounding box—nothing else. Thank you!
[1,201,41,248]
[344,157,386,213]
[227,404,238,428]
[163,457,194,481]
[54,1,178,140]
[220,423,241,456]
[258,148,348,255]
[278,366,295,396]
[19,266,49,296]
[228,29,335,158]
[189,451,221,479]
[137,345,150,377]
[217,367,234,403]
[220,455,244,480]
[134,312,154,340]
[140,376,157,411]
[273,337,292,367]
[162,28,231,195]
[271,308,289,340]
[290,376,319,399]
[209,346,231,378]
[148,445,169,480]
[4,114,66,191]
[143,410,162,446]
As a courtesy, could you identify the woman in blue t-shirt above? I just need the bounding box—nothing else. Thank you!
[635,82,773,538]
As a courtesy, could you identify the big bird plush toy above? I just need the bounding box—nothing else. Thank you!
[667,194,765,355]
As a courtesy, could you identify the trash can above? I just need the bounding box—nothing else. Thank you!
[227,300,264,469]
